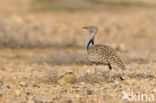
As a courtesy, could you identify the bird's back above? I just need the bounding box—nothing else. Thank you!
[87,44,126,70]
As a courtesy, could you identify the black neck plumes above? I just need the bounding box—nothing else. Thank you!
[87,39,94,50]
[86,32,96,51]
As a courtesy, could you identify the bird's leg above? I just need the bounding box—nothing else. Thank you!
[92,63,97,84]
[108,64,112,81]
[93,63,97,75]
[119,69,125,81]
[108,64,112,70]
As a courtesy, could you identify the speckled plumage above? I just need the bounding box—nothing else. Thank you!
[87,44,126,70]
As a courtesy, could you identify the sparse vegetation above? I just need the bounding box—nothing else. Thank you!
[0,0,156,103]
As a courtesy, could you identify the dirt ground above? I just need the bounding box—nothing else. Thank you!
[0,0,156,103]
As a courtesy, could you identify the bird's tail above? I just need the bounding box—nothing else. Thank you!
[114,56,127,70]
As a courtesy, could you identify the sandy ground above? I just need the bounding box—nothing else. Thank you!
[0,0,156,103]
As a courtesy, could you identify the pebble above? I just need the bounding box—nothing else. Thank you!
[66,100,72,103]
[87,89,93,95]
[15,90,21,96]
[20,81,28,87]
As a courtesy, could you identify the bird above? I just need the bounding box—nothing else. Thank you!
[83,25,126,81]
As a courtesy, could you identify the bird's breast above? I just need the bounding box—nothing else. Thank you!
[87,45,110,64]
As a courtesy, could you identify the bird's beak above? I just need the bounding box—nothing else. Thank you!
[82,26,88,29]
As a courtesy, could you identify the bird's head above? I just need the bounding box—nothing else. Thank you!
[82,25,98,34]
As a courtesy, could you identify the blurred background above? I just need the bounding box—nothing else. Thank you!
[0,0,156,102]
[0,0,156,65]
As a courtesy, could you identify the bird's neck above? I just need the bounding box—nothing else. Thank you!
[86,32,96,51]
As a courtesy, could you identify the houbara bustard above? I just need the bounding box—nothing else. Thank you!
[83,25,126,81]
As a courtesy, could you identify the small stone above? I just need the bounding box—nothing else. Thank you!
[15,90,21,96]
[87,89,93,95]
[57,72,77,86]
[20,81,28,87]
[67,100,72,103]
[6,85,11,89]
[33,84,40,88]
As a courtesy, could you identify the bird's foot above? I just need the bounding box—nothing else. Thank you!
[119,76,124,81]
[108,74,113,82]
